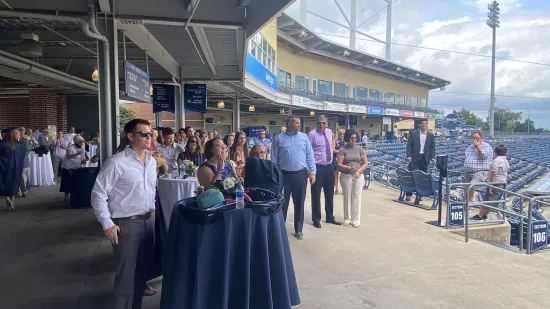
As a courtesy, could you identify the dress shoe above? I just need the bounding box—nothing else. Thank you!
[313,221,322,228]
[405,196,412,201]
[295,232,304,240]
[326,219,342,225]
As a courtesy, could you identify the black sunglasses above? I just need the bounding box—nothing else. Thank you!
[135,131,153,138]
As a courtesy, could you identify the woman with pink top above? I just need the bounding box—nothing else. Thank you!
[52,130,68,177]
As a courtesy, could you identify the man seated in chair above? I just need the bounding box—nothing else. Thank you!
[406,119,435,201]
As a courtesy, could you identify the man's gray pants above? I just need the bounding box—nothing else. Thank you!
[113,217,155,309]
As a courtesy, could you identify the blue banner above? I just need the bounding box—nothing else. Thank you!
[184,84,207,113]
[531,220,548,252]
[368,106,384,115]
[245,53,277,91]
[245,126,266,139]
[449,202,464,226]
[124,60,151,103]
[152,84,175,113]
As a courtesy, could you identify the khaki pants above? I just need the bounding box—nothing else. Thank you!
[340,173,364,224]
[19,168,28,194]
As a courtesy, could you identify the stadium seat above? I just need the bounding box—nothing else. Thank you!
[396,168,416,201]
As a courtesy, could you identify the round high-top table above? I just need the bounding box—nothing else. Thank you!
[157,176,200,230]
[29,151,55,186]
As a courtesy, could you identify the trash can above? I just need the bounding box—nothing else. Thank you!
[70,167,99,209]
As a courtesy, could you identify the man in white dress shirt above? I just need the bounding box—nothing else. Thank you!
[62,126,76,145]
[91,119,158,309]
[156,127,184,170]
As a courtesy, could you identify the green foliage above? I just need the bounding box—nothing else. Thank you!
[119,105,137,131]
[452,108,485,125]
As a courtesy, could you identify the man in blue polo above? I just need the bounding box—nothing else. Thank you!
[272,115,316,240]
[255,129,271,159]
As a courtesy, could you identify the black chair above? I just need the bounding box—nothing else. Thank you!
[363,167,371,190]
[412,170,437,209]
[396,168,415,201]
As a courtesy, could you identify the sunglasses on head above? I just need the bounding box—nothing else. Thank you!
[135,131,153,137]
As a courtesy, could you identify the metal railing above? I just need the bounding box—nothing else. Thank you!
[459,183,550,254]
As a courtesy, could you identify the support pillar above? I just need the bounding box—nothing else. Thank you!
[175,83,184,130]
[97,14,118,160]
[350,0,356,49]
[233,95,240,132]
[345,114,350,129]
[385,0,392,60]
[300,0,307,25]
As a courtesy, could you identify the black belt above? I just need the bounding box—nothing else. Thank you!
[316,163,332,168]
[282,169,306,174]
[114,212,154,221]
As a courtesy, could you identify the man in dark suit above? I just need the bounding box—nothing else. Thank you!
[406,119,436,201]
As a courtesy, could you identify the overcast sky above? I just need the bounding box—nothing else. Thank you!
[284,0,550,129]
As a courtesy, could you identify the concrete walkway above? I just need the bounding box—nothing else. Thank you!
[1,182,549,309]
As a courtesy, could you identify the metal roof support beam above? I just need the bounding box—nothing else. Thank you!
[285,29,303,36]
[192,26,217,76]
[318,42,331,49]
[239,0,252,7]
[278,20,295,28]
[298,35,315,42]
[116,20,180,78]
[307,10,351,30]
[355,29,386,44]
[98,0,111,13]
[306,40,323,49]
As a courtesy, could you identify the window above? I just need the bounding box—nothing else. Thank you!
[369,89,380,101]
[397,94,405,104]
[316,79,332,95]
[249,32,276,73]
[409,96,418,106]
[277,69,291,88]
[334,82,349,96]
[353,86,368,98]
[295,75,310,92]
[384,92,395,104]
[420,98,427,107]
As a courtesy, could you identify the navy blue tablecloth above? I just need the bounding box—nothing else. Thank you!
[160,206,300,309]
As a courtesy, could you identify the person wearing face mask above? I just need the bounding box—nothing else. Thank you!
[0,128,26,210]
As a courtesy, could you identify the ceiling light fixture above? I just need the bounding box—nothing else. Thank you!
[299,29,308,38]
[217,101,225,109]
[343,50,350,57]
[415,73,420,77]
[149,83,153,95]
[280,108,285,114]
[249,105,255,112]
[372,59,379,65]
[309,110,315,117]
[91,67,99,81]
[396,67,402,72]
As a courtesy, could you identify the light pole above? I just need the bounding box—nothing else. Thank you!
[487,1,500,137]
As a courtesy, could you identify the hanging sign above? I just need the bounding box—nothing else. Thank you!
[184,84,207,113]
[324,101,347,112]
[124,60,151,102]
[348,104,366,113]
[152,84,175,113]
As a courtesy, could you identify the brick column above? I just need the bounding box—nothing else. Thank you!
[0,98,30,127]
[56,95,67,132]
[29,90,59,130]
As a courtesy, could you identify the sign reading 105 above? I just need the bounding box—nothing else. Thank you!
[451,211,463,221]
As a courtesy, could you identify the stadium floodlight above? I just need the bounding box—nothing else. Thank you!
[396,67,401,72]
[372,59,379,65]
[415,73,420,77]
[487,1,500,137]
[343,50,350,57]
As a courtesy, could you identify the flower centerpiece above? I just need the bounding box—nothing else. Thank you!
[182,160,196,176]
[212,175,238,197]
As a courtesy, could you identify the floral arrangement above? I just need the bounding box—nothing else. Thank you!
[212,176,238,195]
[182,160,196,174]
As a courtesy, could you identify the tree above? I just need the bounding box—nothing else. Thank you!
[490,108,522,132]
[119,105,137,131]
[514,119,536,133]
[453,108,486,126]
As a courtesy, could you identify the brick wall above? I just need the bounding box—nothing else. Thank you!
[123,102,204,130]
[0,90,66,131]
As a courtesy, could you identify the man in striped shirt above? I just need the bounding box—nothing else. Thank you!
[463,131,493,202]
[92,119,158,309]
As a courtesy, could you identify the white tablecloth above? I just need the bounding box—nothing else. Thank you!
[29,151,56,186]
[157,176,200,229]
[86,144,99,168]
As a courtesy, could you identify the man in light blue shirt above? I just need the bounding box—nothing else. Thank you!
[272,115,316,240]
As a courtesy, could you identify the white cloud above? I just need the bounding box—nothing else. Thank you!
[283,0,550,128]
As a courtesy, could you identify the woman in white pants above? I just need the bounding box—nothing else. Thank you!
[336,129,369,228]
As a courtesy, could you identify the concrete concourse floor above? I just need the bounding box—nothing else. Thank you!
[1,182,550,309]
